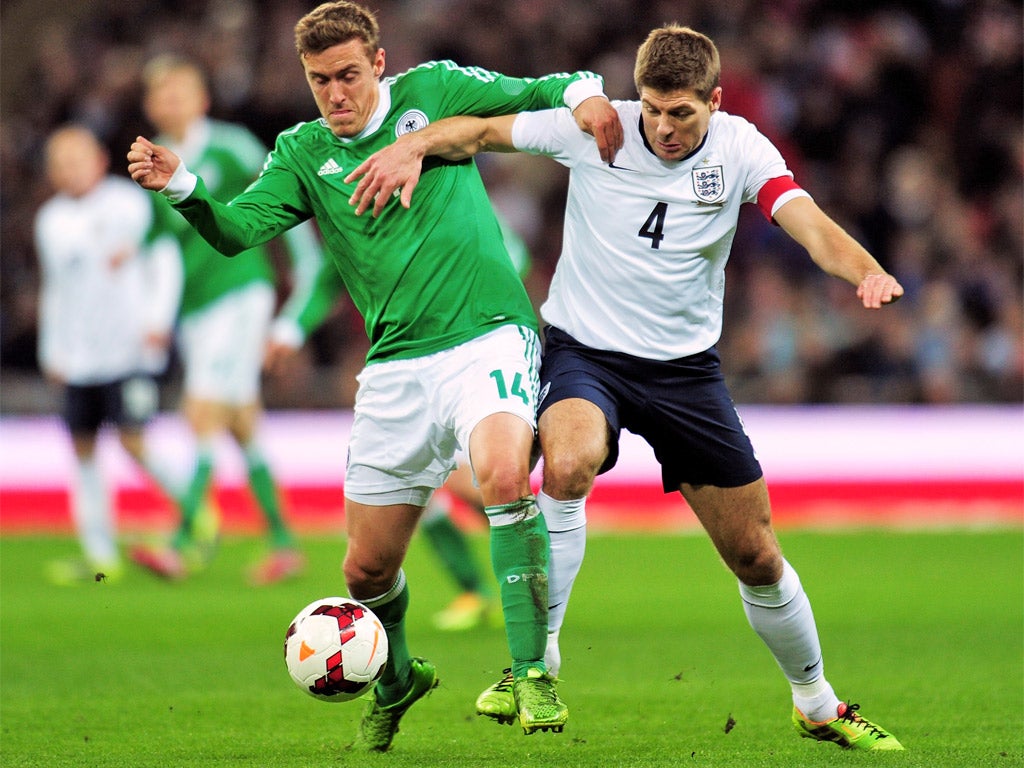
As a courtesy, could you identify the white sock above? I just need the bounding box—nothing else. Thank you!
[738,559,840,721]
[142,452,182,500]
[792,677,841,723]
[537,490,586,676]
[73,456,117,565]
[545,629,561,678]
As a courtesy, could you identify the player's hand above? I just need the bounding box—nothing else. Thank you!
[573,96,623,164]
[108,246,134,270]
[857,273,904,309]
[344,138,424,218]
[143,330,171,350]
[127,137,180,191]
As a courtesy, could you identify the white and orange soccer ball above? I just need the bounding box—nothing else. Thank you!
[284,597,388,702]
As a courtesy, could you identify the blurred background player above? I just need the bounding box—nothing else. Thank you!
[128,55,325,585]
[35,125,181,585]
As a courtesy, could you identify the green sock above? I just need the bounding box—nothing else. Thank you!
[487,496,549,679]
[172,448,213,549]
[421,511,485,594]
[244,445,293,548]
[363,571,412,705]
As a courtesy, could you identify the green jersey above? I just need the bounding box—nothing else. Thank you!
[169,61,602,363]
[274,210,531,348]
[151,118,322,318]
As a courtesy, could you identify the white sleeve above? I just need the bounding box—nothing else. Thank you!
[738,122,795,204]
[33,208,63,377]
[510,108,585,166]
[144,234,183,336]
[562,77,606,111]
[138,233,182,374]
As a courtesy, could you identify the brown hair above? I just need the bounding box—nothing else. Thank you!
[294,1,380,60]
[634,25,720,100]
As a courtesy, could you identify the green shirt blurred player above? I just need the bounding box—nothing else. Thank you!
[128,0,623,749]
[129,55,324,586]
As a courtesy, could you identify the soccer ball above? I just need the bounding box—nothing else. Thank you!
[283,597,388,702]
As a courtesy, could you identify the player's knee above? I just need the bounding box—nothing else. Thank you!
[730,546,783,587]
[342,555,397,600]
[540,449,599,499]
[474,460,530,505]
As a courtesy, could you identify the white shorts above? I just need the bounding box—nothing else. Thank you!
[344,324,540,507]
[177,283,275,404]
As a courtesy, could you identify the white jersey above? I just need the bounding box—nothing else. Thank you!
[35,176,165,384]
[513,103,808,360]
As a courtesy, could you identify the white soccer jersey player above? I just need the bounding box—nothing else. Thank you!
[512,102,810,360]
[35,176,178,384]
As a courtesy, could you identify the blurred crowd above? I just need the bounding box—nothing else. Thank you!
[2,0,1021,411]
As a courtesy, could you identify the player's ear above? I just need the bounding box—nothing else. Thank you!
[709,86,723,113]
[373,48,385,78]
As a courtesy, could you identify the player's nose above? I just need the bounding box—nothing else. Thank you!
[327,81,347,105]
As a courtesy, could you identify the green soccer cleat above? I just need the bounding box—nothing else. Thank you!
[352,657,439,752]
[793,702,904,751]
[513,668,568,735]
[475,668,516,725]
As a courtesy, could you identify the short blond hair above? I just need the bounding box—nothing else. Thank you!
[634,25,720,100]
[294,1,380,61]
[141,54,207,94]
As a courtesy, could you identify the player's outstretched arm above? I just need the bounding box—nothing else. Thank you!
[126,137,181,192]
[344,115,517,218]
[774,196,904,309]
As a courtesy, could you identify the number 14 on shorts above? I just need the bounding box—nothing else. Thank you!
[489,369,531,405]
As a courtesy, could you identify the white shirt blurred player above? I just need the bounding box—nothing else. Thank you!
[348,24,904,751]
[35,125,180,583]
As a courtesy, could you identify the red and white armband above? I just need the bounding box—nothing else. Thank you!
[756,176,811,222]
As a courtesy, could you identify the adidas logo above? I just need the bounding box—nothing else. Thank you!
[317,158,345,176]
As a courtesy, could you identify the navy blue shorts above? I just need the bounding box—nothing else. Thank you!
[63,376,155,436]
[538,326,763,491]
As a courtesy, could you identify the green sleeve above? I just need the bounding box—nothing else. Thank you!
[278,219,326,330]
[410,62,603,118]
[171,164,310,256]
[496,213,531,279]
[280,251,348,339]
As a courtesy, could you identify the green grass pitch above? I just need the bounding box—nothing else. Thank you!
[1,528,1021,767]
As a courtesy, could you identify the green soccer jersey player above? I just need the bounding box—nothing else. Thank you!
[128,0,623,750]
[267,212,532,635]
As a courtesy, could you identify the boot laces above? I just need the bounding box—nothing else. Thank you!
[839,702,888,739]
[492,668,514,693]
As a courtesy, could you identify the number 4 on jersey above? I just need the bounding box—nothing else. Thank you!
[638,202,668,249]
